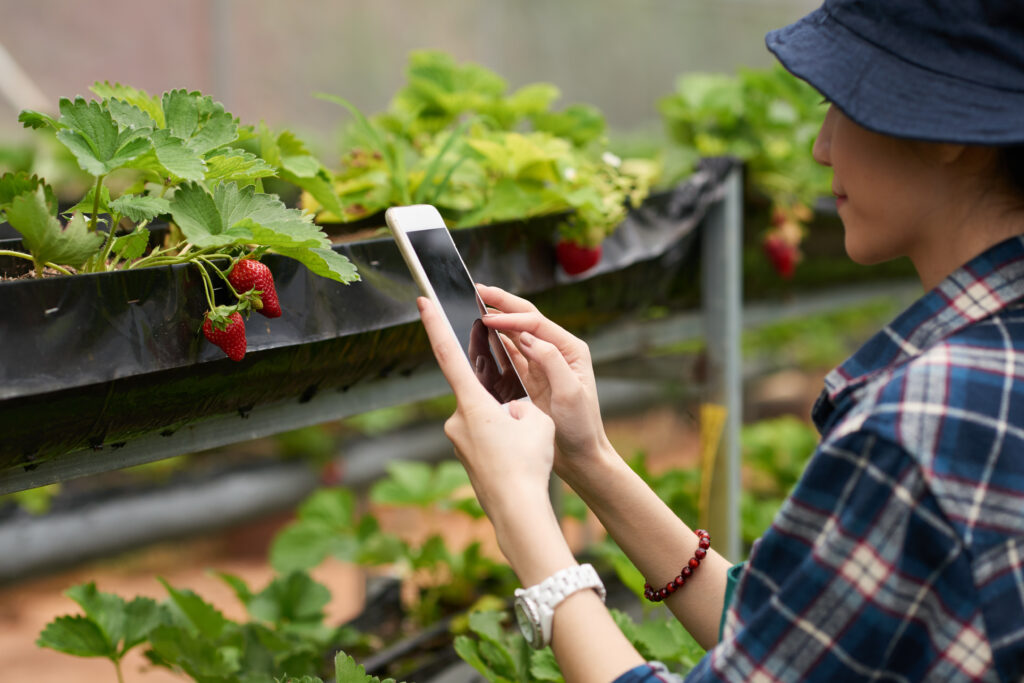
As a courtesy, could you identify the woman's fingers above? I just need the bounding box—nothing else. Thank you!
[418,297,494,405]
[483,312,587,363]
[517,331,581,397]
[477,284,538,315]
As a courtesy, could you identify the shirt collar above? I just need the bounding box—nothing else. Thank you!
[822,235,1024,403]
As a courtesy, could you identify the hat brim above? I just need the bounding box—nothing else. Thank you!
[766,7,1024,145]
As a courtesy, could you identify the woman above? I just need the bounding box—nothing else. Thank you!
[417,0,1024,680]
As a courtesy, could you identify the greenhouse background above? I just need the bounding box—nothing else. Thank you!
[0,1,926,682]
[0,0,817,144]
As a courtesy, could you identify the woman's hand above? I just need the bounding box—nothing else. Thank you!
[476,285,612,483]
[417,296,562,568]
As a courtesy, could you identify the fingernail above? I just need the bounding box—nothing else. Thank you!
[520,331,535,346]
[416,297,427,312]
[475,356,485,372]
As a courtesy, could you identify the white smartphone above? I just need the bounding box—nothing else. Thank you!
[385,204,530,405]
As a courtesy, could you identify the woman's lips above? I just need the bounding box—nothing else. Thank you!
[835,194,847,210]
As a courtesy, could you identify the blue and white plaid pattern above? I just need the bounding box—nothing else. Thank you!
[617,236,1024,683]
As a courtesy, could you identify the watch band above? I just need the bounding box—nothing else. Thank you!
[514,563,606,648]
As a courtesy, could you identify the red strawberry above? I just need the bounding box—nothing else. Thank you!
[203,310,247,361]
[228,259,281,318]
[762,234,798,279]
[556,240,602,276]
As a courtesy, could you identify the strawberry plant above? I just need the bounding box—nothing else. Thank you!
[305,51,656,275]
[270,462,516,627]
[1,83,359,360]
[38,572,373,683]
[658,65,831,278]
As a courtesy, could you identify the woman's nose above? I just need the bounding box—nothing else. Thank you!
[812,104,835,167]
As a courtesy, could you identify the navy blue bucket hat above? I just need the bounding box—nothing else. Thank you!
[765,0,1024,145]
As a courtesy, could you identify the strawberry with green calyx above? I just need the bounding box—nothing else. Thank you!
[228,258,281,318]
[202,306,247,361]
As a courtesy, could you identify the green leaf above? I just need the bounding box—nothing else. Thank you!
[146,623,239,679]
[64,183,111,217]
[280,169,344,217]
[91,81,165,126]
[65,583,128,648]
[158,577,229,640]
[18,109,59,130]
[531,103,606,147]
[453,636,502,682]
[110,228,152,261]
[529,648,564,681]
[151,128,207,180]
[334,651,398,683]
[0,172,57,214]
[269,519,352,574]
[56,97,152,176]
[274,246,359,284]
[106,98,159,131]
[169,182,329,250]
[37,615,115,658]
[161,89,238,154]
[370,460,469,508]
[120,596,164,653]
[205,149,277,186]
[247,572,330,626]
[276,130,321,179]
[302,487,357,527]
[466,610,508,646]
[109,194,171,223]
[7,189,104,268]
[214,571,254,608]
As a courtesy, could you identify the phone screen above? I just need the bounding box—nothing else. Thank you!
[406,228,528,403]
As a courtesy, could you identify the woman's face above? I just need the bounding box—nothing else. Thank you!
[812,105,951,267]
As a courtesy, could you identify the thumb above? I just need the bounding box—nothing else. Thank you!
[508,399,552,430]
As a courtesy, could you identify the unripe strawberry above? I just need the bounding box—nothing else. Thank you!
[229,259,281,318]
[556,240,602,276]
[203,311,247,361]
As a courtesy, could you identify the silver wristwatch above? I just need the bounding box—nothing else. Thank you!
[513,563,606,649]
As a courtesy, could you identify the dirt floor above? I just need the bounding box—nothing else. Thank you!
[0,374,816,682]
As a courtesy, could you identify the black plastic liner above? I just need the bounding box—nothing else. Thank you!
[0,158,737,470]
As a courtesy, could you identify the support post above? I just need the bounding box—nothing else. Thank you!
[701,166,744,562]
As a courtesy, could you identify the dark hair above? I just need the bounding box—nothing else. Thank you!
[1000,145,1024,201]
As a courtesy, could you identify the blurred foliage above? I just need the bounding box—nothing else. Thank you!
[306,50,657,247]
[743,296,906,370]
[38,574,368,683]
[658,64,830,209]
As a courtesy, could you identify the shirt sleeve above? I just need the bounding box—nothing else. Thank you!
[717,563,746,642]
[690,429,1001,681]
[612,661,685,683]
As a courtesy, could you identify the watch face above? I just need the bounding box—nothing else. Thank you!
[514,598,541,648]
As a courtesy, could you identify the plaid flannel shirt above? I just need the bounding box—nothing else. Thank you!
[617,236,1024,682]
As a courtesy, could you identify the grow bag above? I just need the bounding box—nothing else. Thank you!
[0,158,737,471]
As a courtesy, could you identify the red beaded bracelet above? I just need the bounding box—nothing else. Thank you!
[643,529,711,602]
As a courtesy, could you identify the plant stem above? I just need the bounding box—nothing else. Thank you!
[0,250,74,276]
[89,174,106,233]
[94,212,122,272]
[198,255,242,298]
[113,658,125,683]
[196,260,217,311]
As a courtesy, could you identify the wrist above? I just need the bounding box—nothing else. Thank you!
[491,499,577,586]
[557,438,627,502]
